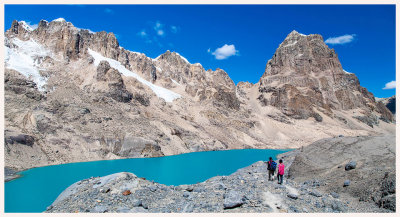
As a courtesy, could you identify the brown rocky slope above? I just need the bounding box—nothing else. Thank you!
[4,19,395,171]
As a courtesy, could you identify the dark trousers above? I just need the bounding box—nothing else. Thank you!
[277,174,283,184]
[268,170,275,180]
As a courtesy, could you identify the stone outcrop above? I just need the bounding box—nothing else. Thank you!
[258,31,394,123]
[280,135,395,212]
[95,61,133,103]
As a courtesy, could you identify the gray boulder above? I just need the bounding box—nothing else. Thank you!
[92,205,107,213]
[345,161,357,170]
[343,180,351,187]
[287,193,298,200]
[223,190,245,209]
[309,190,322,197]
[330,192,339,198]
[331,200,347,212]
[8,134,35,147]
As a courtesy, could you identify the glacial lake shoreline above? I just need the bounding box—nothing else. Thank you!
[5,147,294,182]
[5,148,292,213]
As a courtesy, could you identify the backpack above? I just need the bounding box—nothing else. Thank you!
[268,161,277,171]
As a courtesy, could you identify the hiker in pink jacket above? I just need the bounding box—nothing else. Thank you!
[277,159,285,184]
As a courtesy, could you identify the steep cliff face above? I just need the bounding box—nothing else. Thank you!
[154,51,239,109]
[258,30,393,122]
[6,19,239,108]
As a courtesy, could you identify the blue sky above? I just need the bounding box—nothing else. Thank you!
[4,4,396,98]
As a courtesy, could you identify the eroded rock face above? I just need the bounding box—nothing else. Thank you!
[154,51,240,109]
[95,61,133,103]
[258,30,394,122]
[4,19,395,171]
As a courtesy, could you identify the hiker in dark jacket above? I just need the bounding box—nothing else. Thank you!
[267,157,277,181]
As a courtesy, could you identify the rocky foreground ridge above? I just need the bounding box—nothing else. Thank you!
[46,135,395,213]
[4,19,395,171]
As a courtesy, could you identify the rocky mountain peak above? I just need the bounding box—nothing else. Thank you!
[258,30,394,123]
[155,50,191,66]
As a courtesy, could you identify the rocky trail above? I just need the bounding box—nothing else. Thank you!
[45,162,349,213]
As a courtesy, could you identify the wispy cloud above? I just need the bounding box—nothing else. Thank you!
[153,21,165,36]
[383,81,396,90]
[104,8,114,14]
[137,30,152,43]
[209,44,239,60]
[137,30,147,38]
[325,34,356,45]
[138,21,178,45]
[170,26,179,33]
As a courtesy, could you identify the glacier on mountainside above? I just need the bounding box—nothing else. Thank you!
[88,48,182,102]
[5,38,50,91]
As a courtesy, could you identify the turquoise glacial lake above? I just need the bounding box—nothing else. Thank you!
[5,148,290,213]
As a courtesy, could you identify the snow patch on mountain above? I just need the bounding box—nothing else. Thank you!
[52,18,66,22]
[75,27,95,34]
[88,48,181,102]
[4,38,50,91]
[170,78,181,86]
[174,52,190,64]
[19,21,35,31]
[343,69,353,74]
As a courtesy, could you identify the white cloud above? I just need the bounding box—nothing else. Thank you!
[325,34,356,45]
[210,44,239,60]
[171,26,178,33]
[154,21,162,30]
[157,29,164,36]
[153,21,165,36]
[383,81,396,90]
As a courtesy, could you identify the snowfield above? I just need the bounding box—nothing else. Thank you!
[5,38,49,91]
[88,48,182,102]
